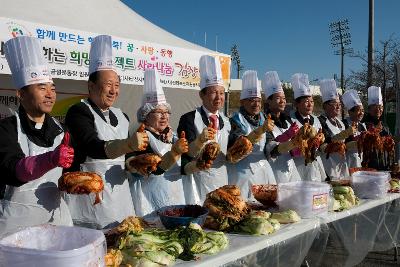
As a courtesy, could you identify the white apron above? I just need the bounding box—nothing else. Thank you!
[0,111,72,237]
[183,108,230,205]
[64,99,134,229]
[129,130,185,217]
[291,113,326,182]
[344,118,364,168]
[320,117,350,179]
[266,120,301,183]
[227,112,276,200]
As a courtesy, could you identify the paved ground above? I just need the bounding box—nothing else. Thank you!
[356,249,399,267]
[303,232,399,267]
[319,247,399,267]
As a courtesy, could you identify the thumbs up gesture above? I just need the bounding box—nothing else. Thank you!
[51,131,74,168]
[171,131,189,155]
[199,124,217,143]
[132,123,149,151]
[262,114,275,132]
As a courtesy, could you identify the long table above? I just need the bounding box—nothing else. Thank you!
[177,193,400,267]
[320,193,400,224]
[178,219,319,267]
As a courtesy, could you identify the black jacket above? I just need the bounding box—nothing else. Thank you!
[360,113,391,170]
[0,106,64,192]
[177,107,225,174]
[361,113,391,136]
[64,99,129,172]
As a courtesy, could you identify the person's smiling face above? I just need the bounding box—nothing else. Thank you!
[145,106,171,132]
[18,82,56,117]
[89,70,120,110]
[199,85,225,113]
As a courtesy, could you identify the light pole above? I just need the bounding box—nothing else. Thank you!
[329,19,353,92]
[367,0,374,87]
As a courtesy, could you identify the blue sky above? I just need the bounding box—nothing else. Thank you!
[124,0,399,82]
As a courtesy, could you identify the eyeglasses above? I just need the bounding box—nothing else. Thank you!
[150,111,171,116]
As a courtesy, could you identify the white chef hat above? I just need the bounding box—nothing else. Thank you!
[137,69,171,122]
[4,36,53,89]
[240,70,261,100]
[319,79,339,103]
[291,73,311,99]
[342,89,362,110]
[199,55,224,90]
[367,86,383,106]
[89,35,116,75]
[262,71,283,98]
[142,69,167,106]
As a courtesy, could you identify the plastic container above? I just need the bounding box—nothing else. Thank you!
[0,224,106,267]
[278,181,330,218]
[158,205,209,229]
[351,171,389,199]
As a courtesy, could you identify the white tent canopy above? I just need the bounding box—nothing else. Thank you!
[0,0,228,129]
[1,0,213,52]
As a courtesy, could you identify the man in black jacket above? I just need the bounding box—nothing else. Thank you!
[0,36,74,235]
[64,35,148,228]
[361,86,391,170]
[177,55,228,203]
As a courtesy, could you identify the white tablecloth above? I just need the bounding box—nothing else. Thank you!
[178,193,400,267]
[177,219,319,267]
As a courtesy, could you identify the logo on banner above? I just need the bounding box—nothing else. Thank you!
[6,21,32,38]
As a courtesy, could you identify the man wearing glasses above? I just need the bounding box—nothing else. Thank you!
[228,70,276,199]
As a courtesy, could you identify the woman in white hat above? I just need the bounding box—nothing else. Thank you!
[177,55,230,204]
[342,89,366,168]
[290,73,326,181]
[64,35,148,228]
[0,36,74,236]
[263,71,301,183]
[317,79,353,179]
[126,69,188,217]
[228,70,276,199]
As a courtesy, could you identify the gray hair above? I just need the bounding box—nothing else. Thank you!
[137,102,171,123]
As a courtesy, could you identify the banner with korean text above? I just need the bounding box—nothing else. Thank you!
[0,17,231,90]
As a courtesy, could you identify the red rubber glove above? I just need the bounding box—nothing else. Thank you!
[275,123,299,143]
[291,148,302,157]
[16,132,74,183]
[51,132,74,168]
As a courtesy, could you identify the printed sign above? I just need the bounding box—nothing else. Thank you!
[0,17,231,90]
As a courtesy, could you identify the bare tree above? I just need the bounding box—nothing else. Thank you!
[230,44,244,79]
[347,36,400,103]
